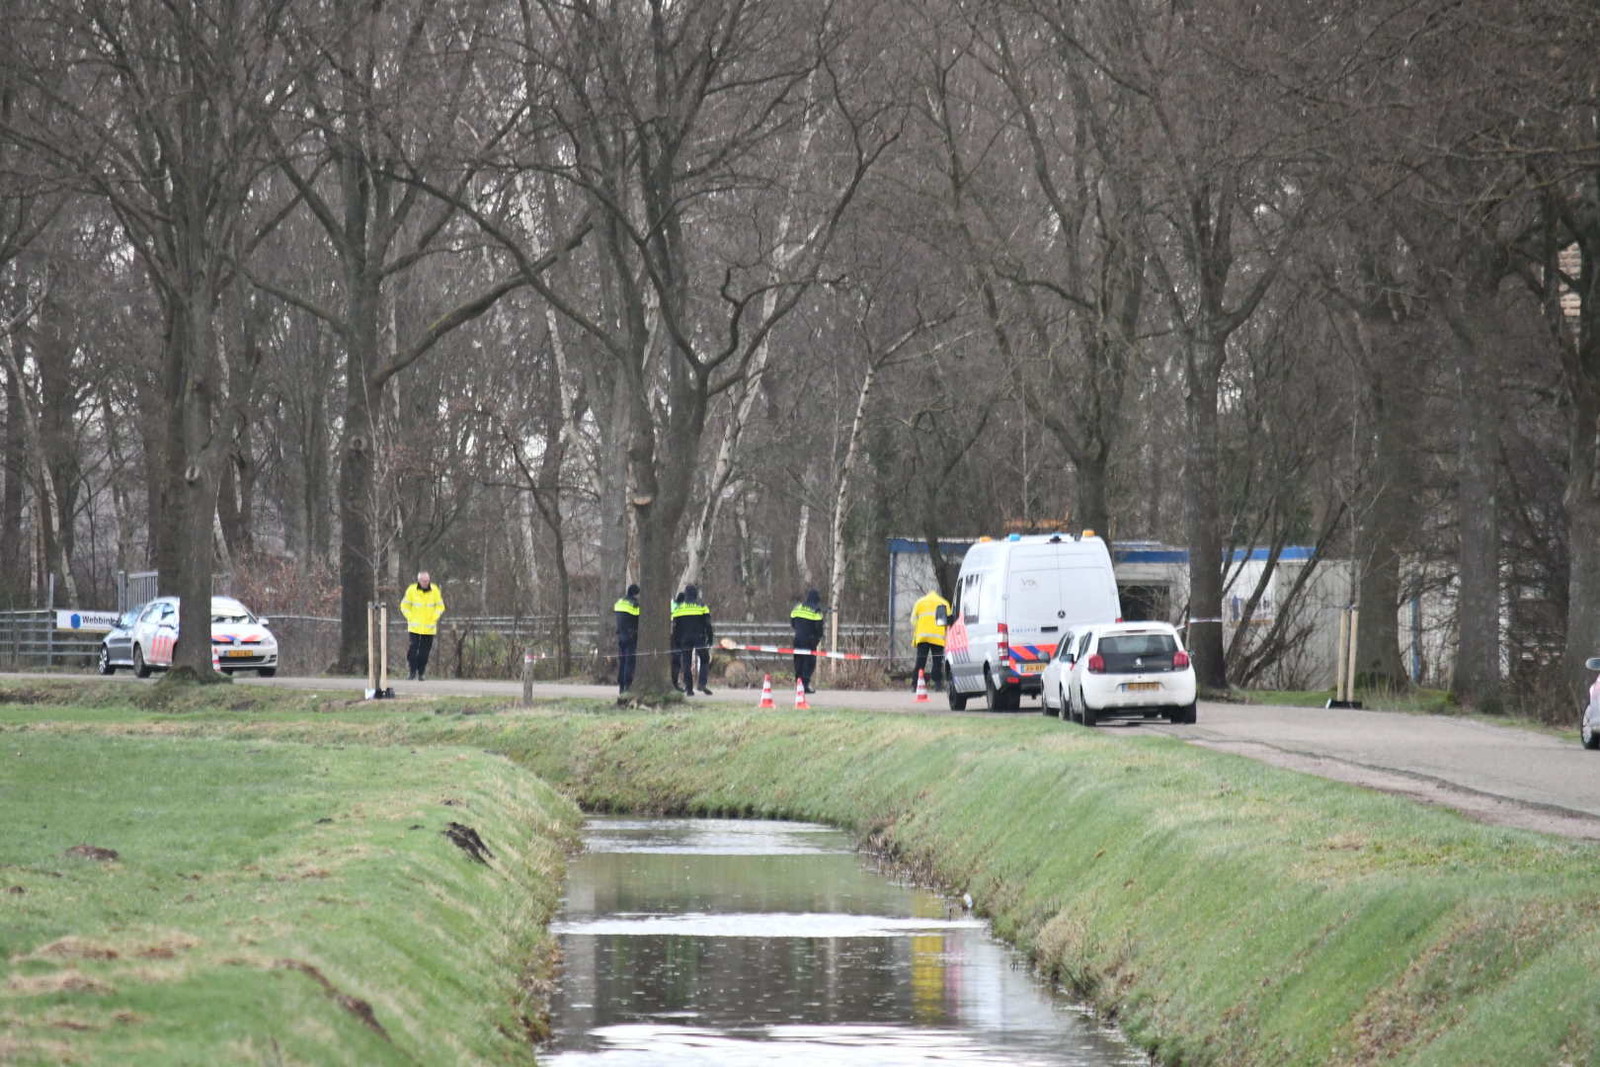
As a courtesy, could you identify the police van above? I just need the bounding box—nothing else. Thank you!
[945,532,1121,711]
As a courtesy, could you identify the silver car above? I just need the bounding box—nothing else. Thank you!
[97,604,145,675]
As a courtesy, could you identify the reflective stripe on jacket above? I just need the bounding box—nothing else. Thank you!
[910,591,950,647]
[790,603,824,649]
[401,583,446,635]
[614,597,640,638]
[670,601,713,647]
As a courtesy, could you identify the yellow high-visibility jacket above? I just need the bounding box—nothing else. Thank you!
[401,583,446,635]
[910,591,951,647]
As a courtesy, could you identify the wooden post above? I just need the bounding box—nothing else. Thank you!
[1329,610,1350,706]
[378,604,390,692]
[1345,608,1361,706]
[521,649,534,707]
[365,602,378,697]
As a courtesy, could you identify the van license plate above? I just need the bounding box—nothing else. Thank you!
[1021,663,1046,674]
[1123,681,1159,691]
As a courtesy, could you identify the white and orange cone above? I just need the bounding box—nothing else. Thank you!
[914,669,929,702]
[794,676,811,710]
[757,674,776,709]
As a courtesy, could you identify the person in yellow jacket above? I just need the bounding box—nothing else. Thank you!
[401,570,445,681]
[910,588,951,691]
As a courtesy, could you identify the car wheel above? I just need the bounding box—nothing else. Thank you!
[1173,702,1197,725]
[259,668,276,678]
[1058,686,1070,721]
[1081,698,1099,728]
[98,645,115,676]
[1041,689,1056,717]
[133,645,152,679]
[984,668,1008,712]
[1583,710,1600,750]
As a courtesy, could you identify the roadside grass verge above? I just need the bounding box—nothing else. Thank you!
[0,719,582,1065]
[8,679,1600,1065]
[1241,686,1457,714]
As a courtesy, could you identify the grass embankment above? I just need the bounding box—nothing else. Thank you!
[1,684,583,1065]
[7,680,1600,1065]
[469,711,1600,1067]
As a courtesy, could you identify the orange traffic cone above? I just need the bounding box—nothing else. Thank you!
[914,669,929,702]
[757,674,776,709]
[794,676,811,710]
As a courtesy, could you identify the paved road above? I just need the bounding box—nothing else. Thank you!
[17,671,1600,838]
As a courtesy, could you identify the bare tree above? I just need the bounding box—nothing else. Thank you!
[498,0,900,695]
[10,0,295,675]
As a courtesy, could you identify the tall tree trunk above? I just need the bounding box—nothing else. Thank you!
[1184,336,1227,689]
[0,359,23,606]
[827,362,877,651]
[1444,293,1503,708]
[1564,234,1600,701]
[1354,346,1414,689]
[336,271,381,673]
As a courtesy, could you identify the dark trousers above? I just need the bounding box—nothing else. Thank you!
[617,634,637,691]
[793,648,817,688]
[407,632,435,677]
[671,647,692,690]
[913,642,944,688]
[673,647,709,690]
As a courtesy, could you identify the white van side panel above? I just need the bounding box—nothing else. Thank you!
[946,536,1122,702]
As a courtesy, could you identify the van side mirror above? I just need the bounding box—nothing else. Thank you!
[935,606,948,626]
[1587,657,1600,672]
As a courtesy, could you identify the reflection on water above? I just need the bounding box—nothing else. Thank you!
[543,817,1144,1066]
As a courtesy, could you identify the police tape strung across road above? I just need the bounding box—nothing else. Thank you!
[511,641,883,664]
[715,637,881,660]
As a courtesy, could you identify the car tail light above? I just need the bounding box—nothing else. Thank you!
[997,622,1011,669]
[1173,651,1190,669]
[1087,654,1105,673]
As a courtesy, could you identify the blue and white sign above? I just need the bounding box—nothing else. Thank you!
[55,610,122,633]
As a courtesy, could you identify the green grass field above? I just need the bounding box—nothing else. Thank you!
[1,691,582,1065]
[6,678,1600,1065]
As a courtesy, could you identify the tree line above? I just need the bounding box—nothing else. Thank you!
[0,0,1595,708]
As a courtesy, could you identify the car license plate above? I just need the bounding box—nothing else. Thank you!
[1124,681,1159,691]
[224,649,255,658]
[1022,663,1046,674]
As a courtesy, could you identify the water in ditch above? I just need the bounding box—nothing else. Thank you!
[541,816,1146,1065]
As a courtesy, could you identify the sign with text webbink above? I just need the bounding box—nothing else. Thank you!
[55,610,122,633]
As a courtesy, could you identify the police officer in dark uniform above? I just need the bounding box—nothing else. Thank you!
[613,584,641,693]
[670,585,714,695]
[789,588,824,694]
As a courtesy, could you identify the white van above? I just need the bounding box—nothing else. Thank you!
[945,533,1122,711]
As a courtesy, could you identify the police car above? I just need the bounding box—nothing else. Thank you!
[99,595,279,677]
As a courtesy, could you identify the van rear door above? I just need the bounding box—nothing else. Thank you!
[1004,561,1066,675]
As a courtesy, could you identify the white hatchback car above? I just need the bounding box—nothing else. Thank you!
[100,595,279,678]
[1042,621,1197,726]
[1581,656,1600,749]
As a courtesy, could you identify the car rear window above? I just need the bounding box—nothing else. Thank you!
[1099,634,1177,657]
[1097,633,1179,672]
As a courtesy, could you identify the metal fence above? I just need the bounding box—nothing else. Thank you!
[0,606,891,679]
[0,611,103,671]
[266,613,891,680]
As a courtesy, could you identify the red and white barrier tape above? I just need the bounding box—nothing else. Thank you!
[716,638,880,661]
